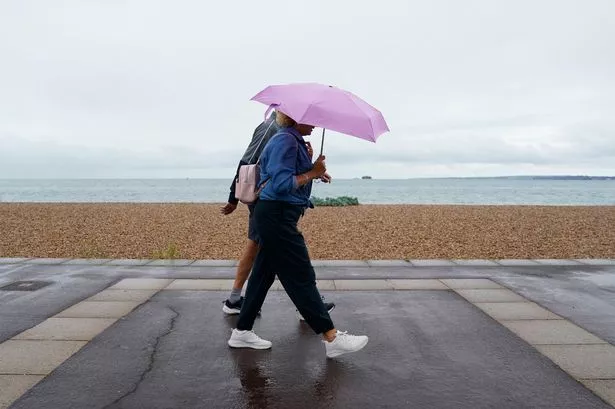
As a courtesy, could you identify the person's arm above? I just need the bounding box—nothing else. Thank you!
[221,161,243,215]
[227,161,242,205]
[295,156,326,187]
[266,135,300,195]
[266,136,327,194]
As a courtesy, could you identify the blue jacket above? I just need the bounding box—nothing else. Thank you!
[228,113,280,204]
[258,127,313,207]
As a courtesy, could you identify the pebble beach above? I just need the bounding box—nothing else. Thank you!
[1,203,614,260]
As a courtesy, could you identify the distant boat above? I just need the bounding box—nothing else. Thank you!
[361,176,372,180]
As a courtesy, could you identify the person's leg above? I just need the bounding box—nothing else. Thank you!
[223,205,259,314]
[228,239,276,349]
[222,239,258,314]
[232,239,259,291]
[228,201,277,349]
[236,247,275,331]
[277,244,369,357]
[271,205,368,357]
[272,214,335,334]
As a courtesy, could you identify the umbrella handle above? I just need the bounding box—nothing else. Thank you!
[319,128,326,157]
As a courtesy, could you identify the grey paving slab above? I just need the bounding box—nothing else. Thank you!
[452,259,500,266]
[408,259,457,266]
[270,280,284,291]
[0,316,44,346]
[388,279,448,290]
[254,279,336,291]
[0,375,44,409]
[456,289,527,303]
[48,264,95,273]
[441,278,503,289]
[109,278,172,290]
[496,271,615,344]
[311,260,369,267]
[61,258,113,265]
[191,260,238,267]
[495,259,542,266]
[315,279,336,290]
[106,259,152,266]
[55,301,141,318]
[23,258,70,265]
[536,344,615,379]
[146,259,195,267]
[502,320,607,345]
[165,279,235,290]
[87,289,159,302]
[13,318,117,341]
[333,279,394,290]
[365,260,411,267]
[309,267,376,280]
[474,302,562,320]
[0,340,86,375]
[0,277,113,344]
[581,380,615,407]
[0,258,31,264]
[533,259,584,266]
[9,291,610,409]
[575,259,615,265]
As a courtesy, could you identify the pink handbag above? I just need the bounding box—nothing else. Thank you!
[234,119,285,205]
[235,164,261,205]
[234,130,297,205]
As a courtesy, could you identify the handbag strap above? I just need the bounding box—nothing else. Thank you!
[255,131,296,164]
[248,118,276,165]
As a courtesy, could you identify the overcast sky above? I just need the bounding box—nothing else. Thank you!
[1,0,613,179]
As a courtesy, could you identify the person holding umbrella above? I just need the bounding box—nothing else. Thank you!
[228,83,388,358]
[227,115,369,358]
[220,111,336,319]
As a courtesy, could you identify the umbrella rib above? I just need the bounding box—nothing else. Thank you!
[346,94,378,141]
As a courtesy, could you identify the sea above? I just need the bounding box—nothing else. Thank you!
[1,178,614,205]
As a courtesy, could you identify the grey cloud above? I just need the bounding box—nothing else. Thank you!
[1,0,614,178]
[0,135,239,178]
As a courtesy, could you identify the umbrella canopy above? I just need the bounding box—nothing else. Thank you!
[251,83,389,142]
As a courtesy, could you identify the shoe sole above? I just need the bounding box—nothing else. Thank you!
[297,305,335,321]
[228,340,272,350]
[222,305,241,315]
[326,337,369,358]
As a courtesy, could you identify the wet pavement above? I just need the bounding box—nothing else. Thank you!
[1,260,615,408]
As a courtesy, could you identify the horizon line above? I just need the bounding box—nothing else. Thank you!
[2,175,615,181]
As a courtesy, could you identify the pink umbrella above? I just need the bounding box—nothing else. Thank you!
[251,83,389,154]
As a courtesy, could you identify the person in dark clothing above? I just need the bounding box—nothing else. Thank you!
[220,112,281,313]
[220,111,334,319]
[227,117,368,359]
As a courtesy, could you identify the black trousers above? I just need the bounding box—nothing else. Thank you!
[236,200,334,334]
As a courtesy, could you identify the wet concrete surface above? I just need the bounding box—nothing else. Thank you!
[0,265,113,342]
[2,263,615,345]
[9,291,611,409]
[497,269,615,344]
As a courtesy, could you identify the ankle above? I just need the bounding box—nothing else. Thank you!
[323,329,337,342]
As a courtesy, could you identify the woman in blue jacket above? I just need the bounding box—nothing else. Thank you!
[227,115,368,359]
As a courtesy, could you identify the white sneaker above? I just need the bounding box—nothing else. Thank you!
[228,329,272,350]
[324,331,368,358]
